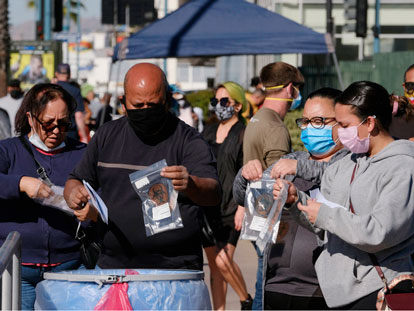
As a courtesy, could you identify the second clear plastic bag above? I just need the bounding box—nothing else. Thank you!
[256,180,289,253]
[36,182,74,216]
[129,159,182,236]
[240,173,275,241]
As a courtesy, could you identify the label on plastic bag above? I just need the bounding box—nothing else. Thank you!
[152,203,171,221]
[249,216,266,231]
[135,177,150,189]
[250,181,262,189]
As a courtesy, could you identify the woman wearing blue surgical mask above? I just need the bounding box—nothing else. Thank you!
[297,93,343,160]
[202,82,253,310]
[234,87,349,310]
[273,81,414,309]
[0,83,87,310]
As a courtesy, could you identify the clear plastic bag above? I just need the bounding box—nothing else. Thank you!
[240,173,275,241]
[36,182,74,215]
[256,180,289,253]
[129,159,183,236]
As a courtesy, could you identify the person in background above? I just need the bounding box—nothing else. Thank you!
[0,83,86,309]
[202,82,252,310]
[82,85,102,122]
[273,81,414,309]
[0,79,24,136]
[193,106,204,133]
[388,64,414,139]
[250,76,263,92]
[243,62,304,310]
[55,63,88,144]
[96,92,113,128]
[243,77,265,121]
[234,87,347,310]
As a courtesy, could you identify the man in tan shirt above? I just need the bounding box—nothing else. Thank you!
[243,62,304,168]
[242,61,304,310]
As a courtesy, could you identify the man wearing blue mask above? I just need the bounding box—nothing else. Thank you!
[242,62,304,310]
[244,62,304,170]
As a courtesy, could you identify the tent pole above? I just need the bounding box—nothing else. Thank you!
[106,60,113,113]
[331,52,344,90]
[114,59,123,112]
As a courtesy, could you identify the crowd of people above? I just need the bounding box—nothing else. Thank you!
[0,60,413,310]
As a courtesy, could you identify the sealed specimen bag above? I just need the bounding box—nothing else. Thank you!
[241,173,275,241]
[130,159,183,236]
[256,180,289,252]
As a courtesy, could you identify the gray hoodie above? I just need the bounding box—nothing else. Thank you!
[291,139,414,307]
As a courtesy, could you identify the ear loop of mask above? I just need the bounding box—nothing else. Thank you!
[357,115,376,140]
[29,112,40,136]
[331,122,341,145]
[264,84,295,102]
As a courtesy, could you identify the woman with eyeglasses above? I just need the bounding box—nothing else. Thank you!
[201,82,252,310]
[273,81,414,309]
[234,87,349,310]
[0,83,87,309]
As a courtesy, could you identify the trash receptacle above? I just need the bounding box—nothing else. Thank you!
[35,269,211,310]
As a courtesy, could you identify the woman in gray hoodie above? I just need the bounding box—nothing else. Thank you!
[274,81,414,309]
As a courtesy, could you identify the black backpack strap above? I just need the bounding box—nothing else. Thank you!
[18,135,53,187]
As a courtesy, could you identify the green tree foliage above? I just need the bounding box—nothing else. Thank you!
[284,108,305,152]
[186,89,214,119]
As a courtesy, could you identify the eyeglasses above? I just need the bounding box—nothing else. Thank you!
[210,97,232,107]
[295,117,336,130]
[405,82,414,91]
[32,114,71,132]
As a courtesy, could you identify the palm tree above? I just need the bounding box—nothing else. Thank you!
[0,0,10,97]
[27,0,86,25]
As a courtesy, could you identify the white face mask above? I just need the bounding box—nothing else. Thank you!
[29,114,66,152]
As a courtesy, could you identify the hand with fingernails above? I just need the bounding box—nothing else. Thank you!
[241,159,263,181]
[270,159,297,179]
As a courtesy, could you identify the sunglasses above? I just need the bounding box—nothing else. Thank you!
[405,82,414,91]
[210,97,232,107]
[295,117,336,130]
[32,114,71,133]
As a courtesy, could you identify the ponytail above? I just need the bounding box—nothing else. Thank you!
[390,95,414,121]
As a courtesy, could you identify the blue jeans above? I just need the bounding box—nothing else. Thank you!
[21,259,81,310]
[252,243,263,310]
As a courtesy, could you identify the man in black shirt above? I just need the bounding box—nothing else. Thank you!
[64,63,221,270]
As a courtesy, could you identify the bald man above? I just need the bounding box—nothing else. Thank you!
[64,63,220,270]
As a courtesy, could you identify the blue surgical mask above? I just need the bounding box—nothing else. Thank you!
[300,124,337,156]
[290,92,302,111]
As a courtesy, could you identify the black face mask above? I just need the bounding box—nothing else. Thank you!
[126,105,169,140]
[10,90,23,99]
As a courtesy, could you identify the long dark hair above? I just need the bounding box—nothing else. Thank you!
[335,81,394,131]
[15,83,76,136]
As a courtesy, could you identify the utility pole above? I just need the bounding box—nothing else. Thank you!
[44,0,51,40]
[374,0,380,54]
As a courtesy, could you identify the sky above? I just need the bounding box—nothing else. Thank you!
[9,0,101,27]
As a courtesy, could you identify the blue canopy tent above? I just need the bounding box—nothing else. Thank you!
[111,0,343,87]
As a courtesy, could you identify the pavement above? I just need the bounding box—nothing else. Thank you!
[203,240,259,310]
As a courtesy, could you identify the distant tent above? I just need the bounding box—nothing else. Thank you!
[113,0,334,61]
